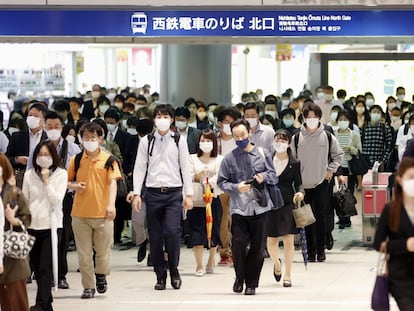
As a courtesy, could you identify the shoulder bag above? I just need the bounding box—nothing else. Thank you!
[348,151,371,176]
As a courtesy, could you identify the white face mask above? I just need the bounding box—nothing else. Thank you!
[281,99,290,108]
[106,123,117,133]
[330,111,338,122]
[99,105,110,114]
[356,107,365,114]
[388,103,397,111]
[365,98,375,107]
[265,111,276,119]
[127,128,138,136]
[66,135,76,143]
[197,111,207,120]
[175,121,187,130]
[245,118,258,128]
[46,129,62,141]
[305,118,319,130]
[325,94,333,101]
[402,179,414,197]
[316,92,325,100]
[155,118,171,132]
[83,140,99,153]
[391,116,401,123]
[92,91,100,99]
[199,141,213,153]
[273,142,289,154]
[27,116,41,129]
[370,113,381,123]
[8,127,19,135]
[222,123,232,136]
[397,94,405,102]
[338,120,350,130]
[36,156,53,169]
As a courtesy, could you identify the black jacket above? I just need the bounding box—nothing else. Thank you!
[374,204,414,300]
[6,129,48,169]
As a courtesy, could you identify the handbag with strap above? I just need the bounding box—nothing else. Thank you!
[3,222,36,259]
[348,151,371,176]
[332,184,358,218]
[192,182,205,207]
[371,249,390,311]
[292,200,316,228]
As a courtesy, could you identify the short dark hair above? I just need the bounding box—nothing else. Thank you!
[80,122,104,138]
[45,111,64,124]
[54,100,70,112]
[114,95,125,103]
[68,97,81,106]
[153,104,175,119]
[244,102,260,114]
[175,107,190,119]
[274,129,292,143]
[337,89,347,99]
[126,93,137,101]
[336,110,351,123]
[197,128,218,158]
[136,119,154,136]
[104,107,121,122]
[97,96,110,106]
[230,118,250,132]
[265,94,277,105]
[217,107,241,122]
[32,140,61,172]
[370,105,384,113]
[184,97,197,108]
[92,119,108,138]
[136,95,147,103]
[303,103,322,119]
[29,102,49,117]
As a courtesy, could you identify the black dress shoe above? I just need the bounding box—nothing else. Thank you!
[273,259,282,282]
[308,253,316,262]
[233,278,244,293]
[170,270,182,289]
[147,254,153,267]
[95,274,107,294]
[81,288,95,299]
[154,279,166,290]
[137,239,148,263]
[317,252,326,262]
[245,287,256,295]
[58,279,69,289]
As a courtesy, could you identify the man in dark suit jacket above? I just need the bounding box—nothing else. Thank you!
[81,84,101,120]
[6,102,49,188]
[104,107,134,245]
[174,106,201,154]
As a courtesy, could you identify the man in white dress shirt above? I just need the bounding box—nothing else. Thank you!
[132,104,193,290]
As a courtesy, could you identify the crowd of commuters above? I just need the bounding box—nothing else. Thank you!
[1,82,414,309]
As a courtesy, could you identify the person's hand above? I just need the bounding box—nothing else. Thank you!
[338,175,346,185]
[132,195,142,212]
[106,204,116,221]
[183,196,193,210]
[15,156,28,165]
[325,171,333,181]
[0,264,3,274]
[238,181,251,193]
[254,173,264,184]
[8,175,16,187]
[342,146,350,152]
[293,192,304,204]
[126,192,134,203]
[406,237,414,252]
[41,168,50,184]
[5,203,19,226]
[75,182,86,193]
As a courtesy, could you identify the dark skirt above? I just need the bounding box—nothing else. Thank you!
[267,203,299,237]
[187,197,222,248]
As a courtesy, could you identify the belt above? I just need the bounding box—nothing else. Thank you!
[147,187,182,193]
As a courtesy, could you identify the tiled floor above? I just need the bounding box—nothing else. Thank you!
[27,192,398,311]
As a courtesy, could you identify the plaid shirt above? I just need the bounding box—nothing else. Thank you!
[361,122,393,166]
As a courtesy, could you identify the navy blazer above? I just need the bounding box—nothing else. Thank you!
[276,153,304,206]
[6,129,48,169]
[114,128,133,173]
[187,127,202,155]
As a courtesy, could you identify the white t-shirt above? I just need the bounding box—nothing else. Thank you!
[221,138,237,156]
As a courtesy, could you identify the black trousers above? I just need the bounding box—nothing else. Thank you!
[114,196,131,243]
[145,189,183,280]
[231,211,269,288]
[305,180,330,255]
[396,296,414,311]
[58,192,73,280]
[28,229,53,311]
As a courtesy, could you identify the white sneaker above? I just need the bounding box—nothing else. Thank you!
[195,269,204,277]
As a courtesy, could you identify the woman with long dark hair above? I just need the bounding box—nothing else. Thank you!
[374,157,414,310]
[22,141,67,311]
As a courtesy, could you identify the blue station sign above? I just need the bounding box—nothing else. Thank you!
[0,10,412,37]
